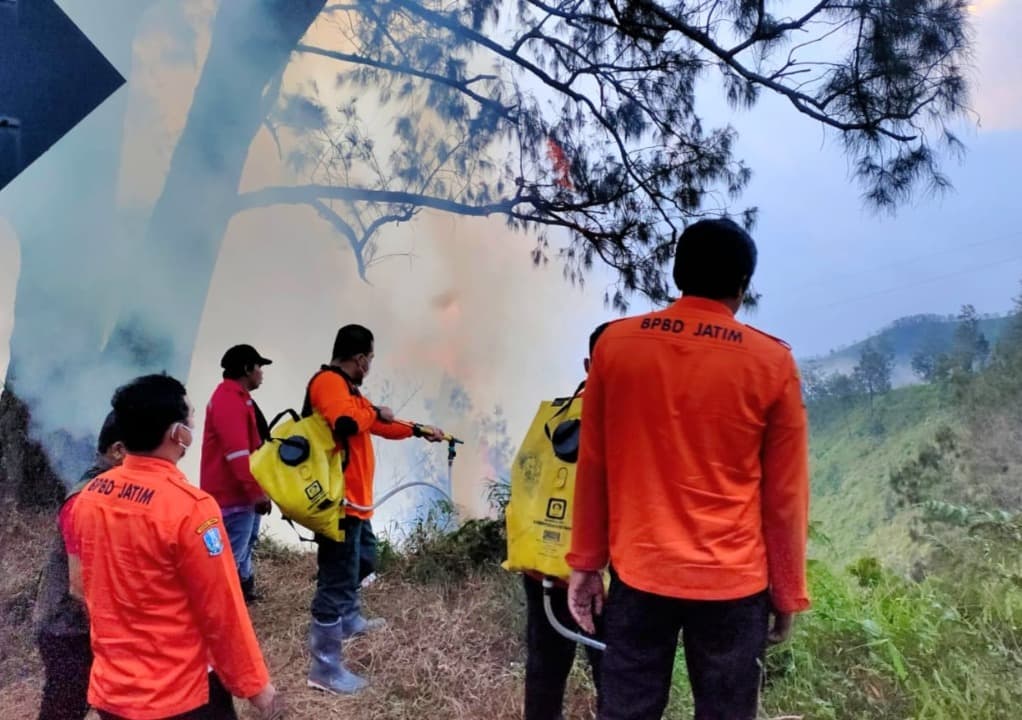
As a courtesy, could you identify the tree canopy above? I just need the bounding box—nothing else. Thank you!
[242,0,972,309]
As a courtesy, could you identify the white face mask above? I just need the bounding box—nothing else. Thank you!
[169,422,194,456]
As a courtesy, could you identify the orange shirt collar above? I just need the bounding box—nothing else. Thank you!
[674,295,736,317]
[122,454,183,476]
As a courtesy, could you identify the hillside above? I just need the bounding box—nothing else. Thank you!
[802,313,1011,386]
[806,382,953,568]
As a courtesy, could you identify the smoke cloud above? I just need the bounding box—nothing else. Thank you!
[0,1,608,543]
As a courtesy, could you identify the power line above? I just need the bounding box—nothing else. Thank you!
[816,252,1022,310]
[785,231,1022,293]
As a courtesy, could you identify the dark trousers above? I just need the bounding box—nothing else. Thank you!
[598,574,770,720]
[96,673,236,720]
[311,516,377,623]
[37,631,92,720]
[523,574,602,720]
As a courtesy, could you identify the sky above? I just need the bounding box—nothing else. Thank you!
[0,0,1019,531]
[693,0,1022,359]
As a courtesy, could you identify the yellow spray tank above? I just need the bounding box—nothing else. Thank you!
[503,384,584,582]
[250,409,349,541]
[503,382,607,651]
[250,412,459,542]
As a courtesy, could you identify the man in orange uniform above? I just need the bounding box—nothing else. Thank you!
[63,374,281,720]
[567,219,810,720]
[303,324,445,694]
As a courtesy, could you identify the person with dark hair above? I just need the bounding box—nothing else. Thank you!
[62,374,282,720]
[33,411,125,720]
[520,322,611,720]
[303,324,446,694]
[567,218,810,720]
[201,344,274,603]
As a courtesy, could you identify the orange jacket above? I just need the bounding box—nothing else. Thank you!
[306,367,414,519]
[566,296,810,613]
[65,456,269,719]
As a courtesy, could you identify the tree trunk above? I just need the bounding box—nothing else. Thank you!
[0,0,328,506]
[109,0,327,378]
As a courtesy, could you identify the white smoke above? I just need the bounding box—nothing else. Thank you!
[0,2,612,542]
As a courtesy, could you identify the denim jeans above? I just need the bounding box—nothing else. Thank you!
[311,516,377,624]
[222,508,260,582]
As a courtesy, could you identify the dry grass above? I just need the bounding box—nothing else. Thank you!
[0,515,598,720]
[0,505,49,717]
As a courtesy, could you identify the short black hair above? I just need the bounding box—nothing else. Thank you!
[332,324,374,361]
[96,410,122,454]
[111,374,189,453]
[672,218,757,299]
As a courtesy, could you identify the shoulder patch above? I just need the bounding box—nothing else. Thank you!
[195,517,219,535]
[202,526,224,556]
[744,324,792,349]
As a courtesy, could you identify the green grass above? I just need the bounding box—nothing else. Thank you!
[807,384,953,570]
[662,559,1022,719]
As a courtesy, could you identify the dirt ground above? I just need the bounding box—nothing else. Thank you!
[0,507,598,719]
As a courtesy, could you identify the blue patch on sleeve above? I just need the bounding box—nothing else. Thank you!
[203,527,224,557]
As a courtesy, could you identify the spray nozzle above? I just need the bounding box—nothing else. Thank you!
[397,420,464,446]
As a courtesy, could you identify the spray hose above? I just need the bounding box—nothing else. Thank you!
[344,480,453,513]
[344,420,463,513]
[541,577,607,652]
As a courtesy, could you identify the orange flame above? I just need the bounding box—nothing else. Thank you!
[546,137,574,191]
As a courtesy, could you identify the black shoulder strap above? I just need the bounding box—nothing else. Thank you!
[301,365,358,418]
[267,409,301,430]
[300,366,353,471]
[251,398,271,442]
[544,380,585,440]
[281,515,316,543]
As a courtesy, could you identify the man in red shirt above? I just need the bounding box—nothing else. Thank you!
[303,324,445,694]
[64,374,281,720]
[200,344,273,603]
[567,219,810,720]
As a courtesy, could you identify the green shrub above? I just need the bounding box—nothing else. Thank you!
[390,500,506,585]
[661,553,1021,718]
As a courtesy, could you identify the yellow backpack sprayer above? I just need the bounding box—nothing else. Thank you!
[503,382,606,651]
[250,412,461,542]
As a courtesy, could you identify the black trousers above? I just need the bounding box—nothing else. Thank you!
[37,631,92,720]
[96,673,236,720]
[598,574,770,720]
[311,516,377,624]
[523,574,603,720]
